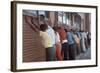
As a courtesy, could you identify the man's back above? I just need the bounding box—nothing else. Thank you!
[67,32,75,45]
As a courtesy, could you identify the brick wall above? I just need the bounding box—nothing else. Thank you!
[23,15,46,62]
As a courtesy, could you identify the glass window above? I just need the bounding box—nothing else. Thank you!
[74,13,81,29]
[58,12,67,24]
[45,11,50,18]
[58,15,63,23]
[63,13,66,24]
[58,12,63,23]
[66,13,71,26]
[38,11,45,15]
[38,11,50,18]
[23,10,37,16]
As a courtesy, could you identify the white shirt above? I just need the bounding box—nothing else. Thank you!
[55,32,60,43]
[46,26,56,46]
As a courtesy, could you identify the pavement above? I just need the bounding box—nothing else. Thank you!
[76,48,91,60]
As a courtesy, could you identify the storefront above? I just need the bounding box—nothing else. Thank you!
[23,10,91,62]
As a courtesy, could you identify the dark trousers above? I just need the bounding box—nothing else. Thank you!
[69,43,76,60]
[61,42,69,60]
[85,38,88,49]
[46,46,56,61]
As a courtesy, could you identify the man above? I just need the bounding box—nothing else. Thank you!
[45,18,56,61]
[26,15,56,61]
[39,15,56,61]
[67,28,76,60]
[39,14,45,25]
[57,24,69,60]
[76,30,82,53]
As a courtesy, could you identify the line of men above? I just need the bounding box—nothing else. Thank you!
[25,14,91,61]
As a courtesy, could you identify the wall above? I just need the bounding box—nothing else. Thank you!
[23,15,45,62]
[0,0,99,73]
[50,12,55,26]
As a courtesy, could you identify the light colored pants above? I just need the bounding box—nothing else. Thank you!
[82,38,86,52]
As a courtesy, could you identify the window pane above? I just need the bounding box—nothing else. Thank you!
[58,15,62,23]
[58,12,63,16]
[66,13,69,25]
[63,16,66,24]
[23,10,37,16]
[38,11,45,15]
[45,11,49,18]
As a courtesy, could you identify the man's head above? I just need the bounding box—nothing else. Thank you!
[40,24,48,31]
[39,15,45,21]
[53,26,58,31]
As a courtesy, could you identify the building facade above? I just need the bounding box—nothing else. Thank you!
[23,10,91,62]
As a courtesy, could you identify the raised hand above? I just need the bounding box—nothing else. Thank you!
[31,17,38,25]
[25,15,39,32]
[31,17,40,30]
[25,16,32,24]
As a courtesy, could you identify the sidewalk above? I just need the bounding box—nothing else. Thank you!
[76,48,91,60]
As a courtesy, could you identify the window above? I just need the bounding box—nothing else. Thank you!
[66,13,70,25]
[74,13,81,30]
[63,13,66,24]
[38,11,45,15]
[58,12,67,24]
[58,12,63,23]
[23,10,37,16]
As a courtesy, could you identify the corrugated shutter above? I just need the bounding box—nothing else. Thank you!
[23,15,46,62]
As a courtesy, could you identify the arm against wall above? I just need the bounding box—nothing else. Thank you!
[25,15,39,32]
